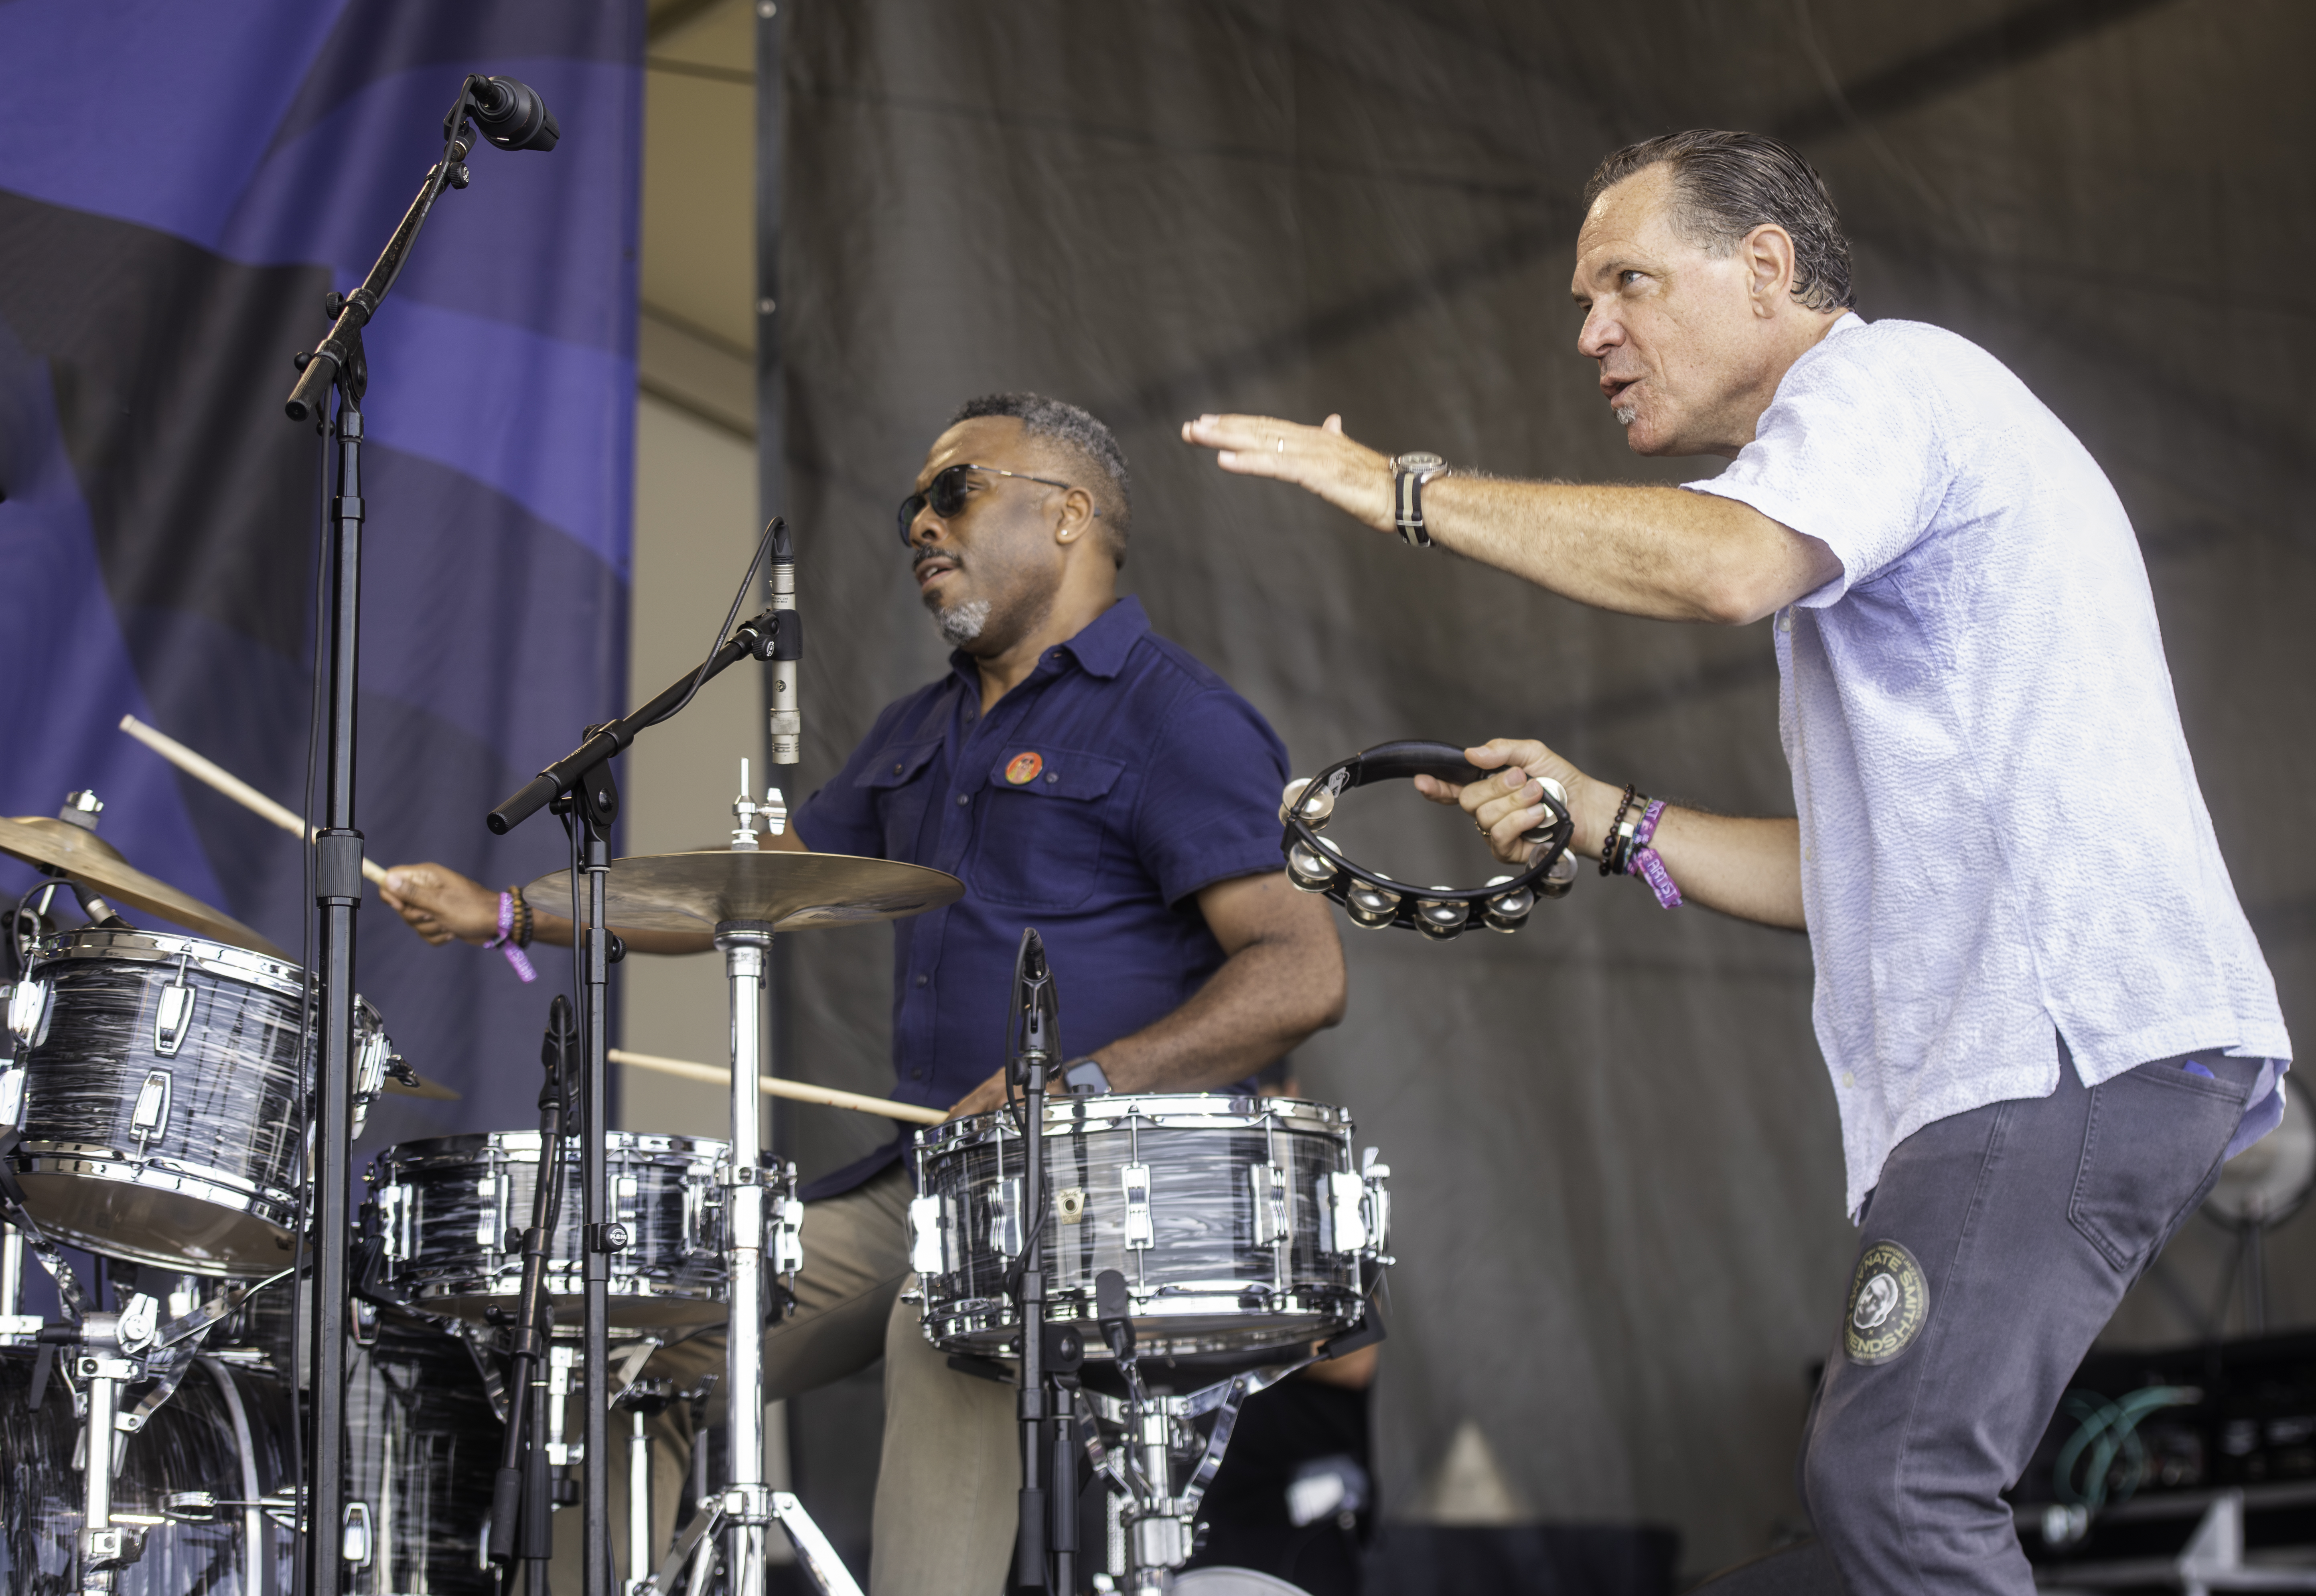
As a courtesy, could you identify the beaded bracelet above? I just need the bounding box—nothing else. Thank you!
[1599,783,1639,876]
[484,888,539,983]
[511,885,534,948]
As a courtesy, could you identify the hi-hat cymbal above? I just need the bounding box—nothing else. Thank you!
[522,850,963,935]
[0,815,289,961]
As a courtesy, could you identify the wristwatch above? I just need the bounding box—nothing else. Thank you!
[1390,452,1450,548]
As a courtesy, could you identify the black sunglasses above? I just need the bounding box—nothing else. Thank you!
[895,462,1098,548]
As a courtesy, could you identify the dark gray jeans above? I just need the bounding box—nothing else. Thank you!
[1799,1039,2261,1595]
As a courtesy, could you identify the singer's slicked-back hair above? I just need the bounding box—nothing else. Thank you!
[1584,130,1855,313]
[948,392,1133,566]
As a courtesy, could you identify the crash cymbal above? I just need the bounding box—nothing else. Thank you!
[0,815,290,961]
[522,850,963,935]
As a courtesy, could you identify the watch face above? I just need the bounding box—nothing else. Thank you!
[1393,452,1447,473]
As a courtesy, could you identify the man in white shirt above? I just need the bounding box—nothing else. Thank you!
[1182,129,2289,1592]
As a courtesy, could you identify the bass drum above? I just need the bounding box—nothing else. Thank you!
[0,1299,500,1595]
[341,1307,501,1596]
[0,1347,294,1595]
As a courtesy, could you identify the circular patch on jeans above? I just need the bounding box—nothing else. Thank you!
[1844,1240,1930,1364]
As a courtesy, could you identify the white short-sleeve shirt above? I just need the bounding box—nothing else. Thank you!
[1685,313,2290,1216]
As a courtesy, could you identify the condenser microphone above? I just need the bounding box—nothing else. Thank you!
[471,76,560,152]
[768,521,801,765]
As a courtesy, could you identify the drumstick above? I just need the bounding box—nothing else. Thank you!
[608,1047,947,1125]
[118,715,390,887]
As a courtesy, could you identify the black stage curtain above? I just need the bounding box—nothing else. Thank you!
[765,0,2316,1572]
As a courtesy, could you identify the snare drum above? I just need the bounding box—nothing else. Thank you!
[909,1094,1391,1361]
[367,1131,733,1330]
[2,928,392,1276]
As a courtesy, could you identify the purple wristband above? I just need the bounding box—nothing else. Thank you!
[1627,800,1682,909]
[485,889,539,983]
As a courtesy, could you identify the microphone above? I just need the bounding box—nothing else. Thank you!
[471,76,560,152]
[768,521,801,765]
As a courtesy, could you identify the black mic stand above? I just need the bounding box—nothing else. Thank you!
[281,75,555,1596]
[487,996,581,1594]
[1007,929,1080,1593]
[487,604,791,1596]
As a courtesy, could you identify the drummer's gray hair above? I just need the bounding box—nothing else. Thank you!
[1584,130,1855,314]
[948,393,1133,566]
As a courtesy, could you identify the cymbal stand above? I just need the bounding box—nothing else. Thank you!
[488,614,790,1596]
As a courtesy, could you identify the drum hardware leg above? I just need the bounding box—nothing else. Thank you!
[490,994,584,1591]
[627,1404,653,1596]
[639,1487,861,1596]
[70,1310,148,1594]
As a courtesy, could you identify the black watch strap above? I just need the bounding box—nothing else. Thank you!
[1391,452,1448,548]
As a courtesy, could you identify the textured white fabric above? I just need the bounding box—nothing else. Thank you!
[1686,313,2290,1216]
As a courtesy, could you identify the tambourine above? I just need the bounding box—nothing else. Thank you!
[1278,740,1578,939]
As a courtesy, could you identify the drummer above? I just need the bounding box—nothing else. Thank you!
[380,391,1348,1595]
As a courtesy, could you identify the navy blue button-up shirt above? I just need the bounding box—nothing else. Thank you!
[791,598,1288,1194]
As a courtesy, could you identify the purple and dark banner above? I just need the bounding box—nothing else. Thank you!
[0,0,643,1147]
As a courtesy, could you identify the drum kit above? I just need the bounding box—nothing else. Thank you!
[0,767,1398,1596]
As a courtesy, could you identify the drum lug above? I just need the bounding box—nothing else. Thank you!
[7,977,51,1052]
[773,1192,804,1279]
[989,1176,1024,1260]
[0,1061,24,1130]
[152,961,195,1057]
[1121,1162,1154,1250]
[129,1071,172,1158]
[476,1170,503,1251]
[1360,1148,1392,1255]
[1249,1164,1290,1249]
[341,1500,374,1568]
[1322,1170,1368,1254]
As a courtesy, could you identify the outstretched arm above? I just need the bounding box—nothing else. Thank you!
[1428,737,1805,931]
[380,862,720,957]
[1178,412,1839,625]
[944,870,1348,1119]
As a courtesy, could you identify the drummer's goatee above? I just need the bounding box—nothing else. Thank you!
[933,596,991,647]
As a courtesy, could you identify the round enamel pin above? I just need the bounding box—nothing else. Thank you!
[1006,751,1044,785]
[1844,1239,1929,1365]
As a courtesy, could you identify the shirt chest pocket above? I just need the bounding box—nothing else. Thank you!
[853,737,943,858]
[967,746,1128,913]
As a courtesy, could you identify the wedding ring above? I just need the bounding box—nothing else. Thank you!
[1275,437,1285,453]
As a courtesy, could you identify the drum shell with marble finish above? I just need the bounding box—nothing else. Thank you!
[912,1094,1381,1361]
[5,928,389,1276]
[368,1131,731,1329]
[0,1347,294,1595]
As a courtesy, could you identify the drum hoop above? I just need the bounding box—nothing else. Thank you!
[14,1149,300,1215]
[377,1129,730,1170]
[919,1092,1352,1148]
[30,926,311,999]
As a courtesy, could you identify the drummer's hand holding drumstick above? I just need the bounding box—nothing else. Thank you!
[1415,737,1809,931]
[379,857,790,958]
